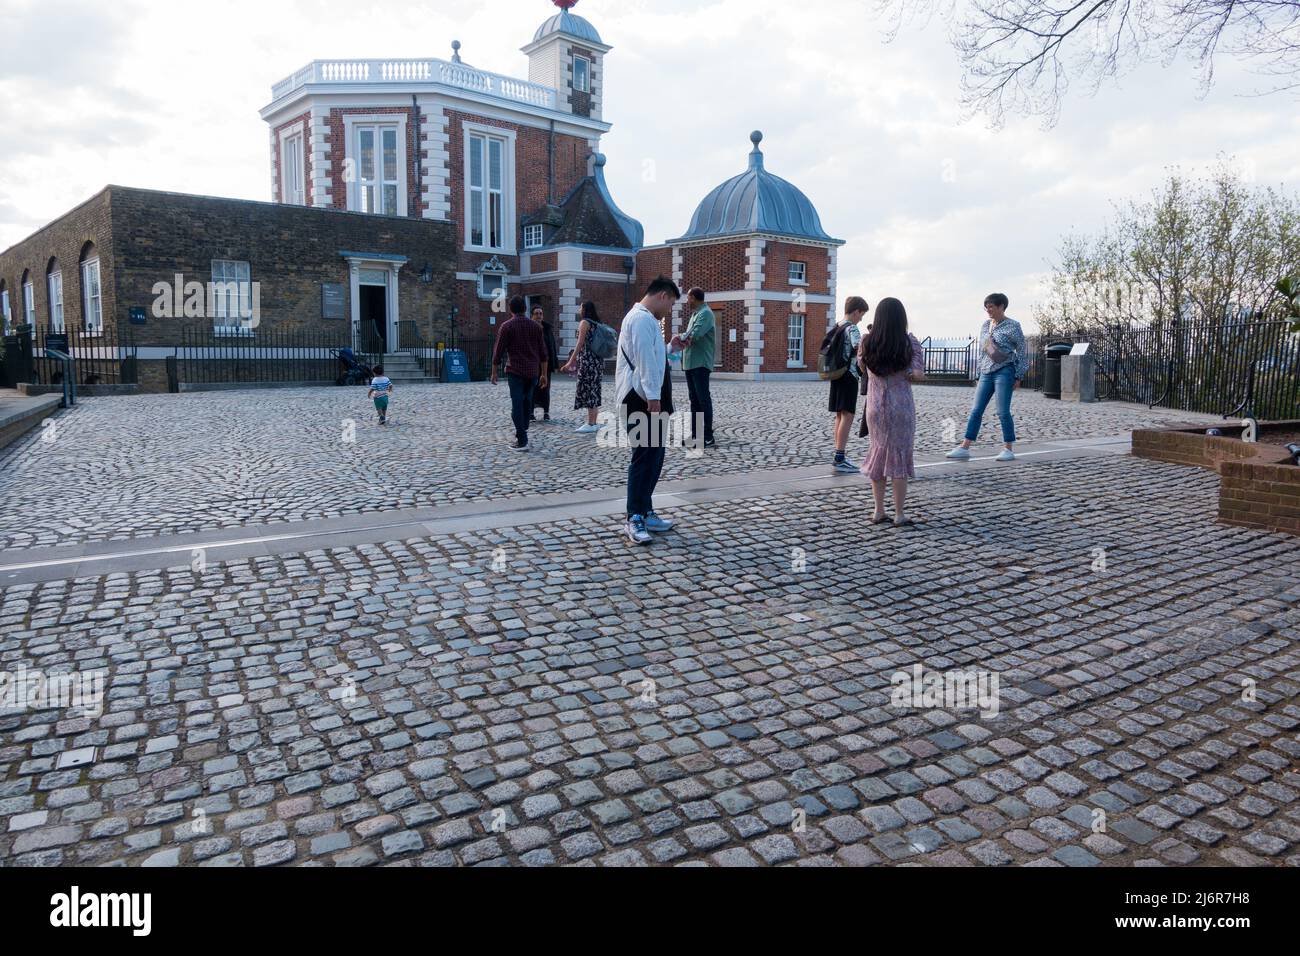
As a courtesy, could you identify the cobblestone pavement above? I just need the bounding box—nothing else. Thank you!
[2,454,1297,867]
[0,382,1217,551]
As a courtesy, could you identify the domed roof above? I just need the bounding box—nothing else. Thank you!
[674,132,843,245]
[534,1,603,44]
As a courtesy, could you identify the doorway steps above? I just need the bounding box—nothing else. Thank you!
[376,353,441,385]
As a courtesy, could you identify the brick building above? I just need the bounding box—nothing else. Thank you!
[0,187,455,390]
[2,0,844,386]
[638,131,844,379]
[258,0,844,376]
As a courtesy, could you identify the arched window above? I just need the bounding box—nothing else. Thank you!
[46,257,65,333]
[80,242,103,333]
[20,268,35,329]
[0,279,9,333]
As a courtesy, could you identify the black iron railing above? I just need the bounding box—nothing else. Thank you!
[1023,320,1300,418]
[396,320,442,378]
[920,336,976,380]
[175,327,347,386]
[33,327,137,387]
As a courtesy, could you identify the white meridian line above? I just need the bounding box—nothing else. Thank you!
[0,439,1126,574]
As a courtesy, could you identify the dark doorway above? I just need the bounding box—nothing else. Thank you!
[361,285,387,353]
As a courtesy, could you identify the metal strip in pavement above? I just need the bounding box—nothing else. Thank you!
[0,434,1132,582]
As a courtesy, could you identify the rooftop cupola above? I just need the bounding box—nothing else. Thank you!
[522,1,611,120]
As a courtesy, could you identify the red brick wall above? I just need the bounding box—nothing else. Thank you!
[272,112,312,207]
[1221,459,1300,534]
[444,109,590,275]
[584,252,630,275]
[636,247,673,285]
[1134,424,1300,537]
[681,242,747,293]
[530,252,558,274]
[578,278,634,330]
[764,242,829,293]
[1132,428,1261,472]
[714,305,745,373]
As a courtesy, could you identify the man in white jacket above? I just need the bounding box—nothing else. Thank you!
[616,276,681,545]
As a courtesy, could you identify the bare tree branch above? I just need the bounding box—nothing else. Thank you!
[875,0,1300,125]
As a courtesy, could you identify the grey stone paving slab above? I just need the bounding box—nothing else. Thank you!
[0,382,1216,551]
[0,386,1293,867]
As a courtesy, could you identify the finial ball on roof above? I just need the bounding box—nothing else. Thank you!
[751,130,763,146]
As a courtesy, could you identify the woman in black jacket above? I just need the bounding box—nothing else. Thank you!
[531,305,561,422]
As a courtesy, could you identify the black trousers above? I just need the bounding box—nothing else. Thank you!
[533,382,552,417]
[622,389,668,519]
[507,374,537,444]
[684,367,714,441]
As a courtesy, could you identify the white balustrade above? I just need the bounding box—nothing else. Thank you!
[270,58,557,110]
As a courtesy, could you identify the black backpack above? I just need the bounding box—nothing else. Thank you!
[818,324,851,381]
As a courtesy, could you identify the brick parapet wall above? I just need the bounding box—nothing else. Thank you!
[1133,423,1300,536]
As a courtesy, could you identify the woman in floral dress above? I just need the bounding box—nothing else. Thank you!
[859,297,927,527]
[561,300,605,433]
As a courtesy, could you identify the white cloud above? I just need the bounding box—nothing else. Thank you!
[0,0,1295,336]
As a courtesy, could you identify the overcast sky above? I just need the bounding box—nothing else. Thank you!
[2,0,1297,337]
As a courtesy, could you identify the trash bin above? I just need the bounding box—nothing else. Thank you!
[1043,342,1073,400]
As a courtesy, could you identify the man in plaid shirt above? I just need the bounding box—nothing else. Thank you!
[491,296,551,451]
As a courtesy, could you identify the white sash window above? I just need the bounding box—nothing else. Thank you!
[788,314,806,367]
[48,272,64,332]
[282,132,305,206]
[463,123,515,253]
[357,125,400,215]
[82,259,103,333]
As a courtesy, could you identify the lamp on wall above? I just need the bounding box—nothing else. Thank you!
[622,257,635,311]
[419,263,434,283]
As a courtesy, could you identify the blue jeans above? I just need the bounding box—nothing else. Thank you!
[507,373,537,444]
[965,366,1017,444]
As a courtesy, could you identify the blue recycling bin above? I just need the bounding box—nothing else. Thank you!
[442,349,471,383]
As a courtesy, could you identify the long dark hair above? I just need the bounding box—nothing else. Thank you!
[581,301,600,323]
[861,297,912,376]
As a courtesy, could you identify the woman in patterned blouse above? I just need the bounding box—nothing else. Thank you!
[946,293,1029,463]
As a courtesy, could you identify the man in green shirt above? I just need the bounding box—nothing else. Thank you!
[677,287,717,448]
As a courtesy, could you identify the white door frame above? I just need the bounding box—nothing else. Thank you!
[344,254,407,352]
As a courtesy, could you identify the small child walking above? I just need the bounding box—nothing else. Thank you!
[368,366,394,425]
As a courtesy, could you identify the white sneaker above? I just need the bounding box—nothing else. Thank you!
[624,516,653,545]
[996,449,1016,462]
[575,424,600,434]
[945,446,972,460]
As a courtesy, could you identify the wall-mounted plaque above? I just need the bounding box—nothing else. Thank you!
[322,283,346,320]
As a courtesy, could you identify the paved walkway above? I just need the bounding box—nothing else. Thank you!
[2,384,1296,868]
[0,382,1217,551]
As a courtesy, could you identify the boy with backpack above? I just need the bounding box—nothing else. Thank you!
[821,296,869,473]
[368,366,394,426]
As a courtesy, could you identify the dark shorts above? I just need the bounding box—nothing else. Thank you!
[828,373,858,414]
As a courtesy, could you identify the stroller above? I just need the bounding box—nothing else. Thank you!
[333,348,374,387]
